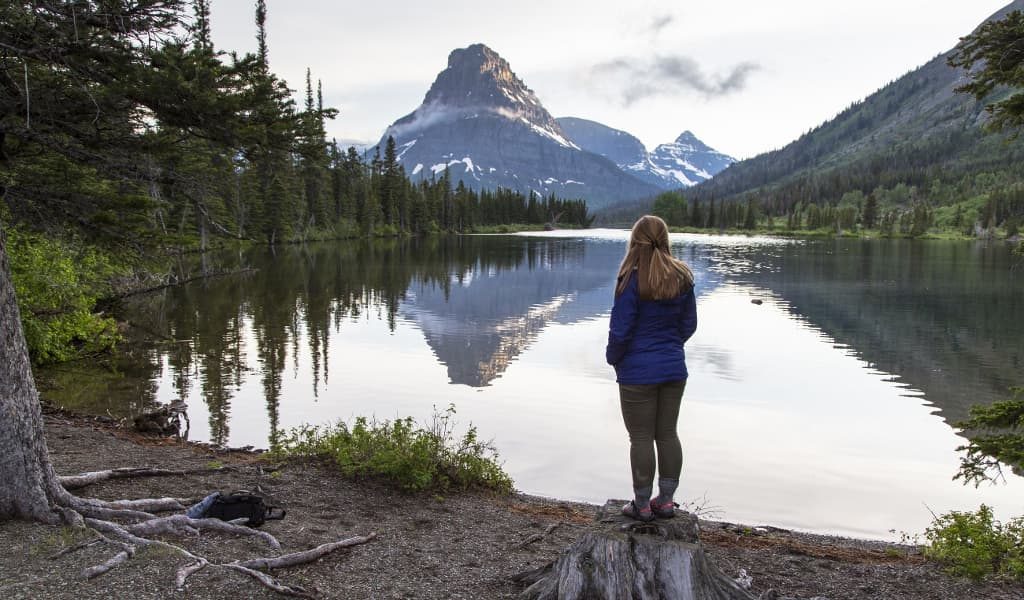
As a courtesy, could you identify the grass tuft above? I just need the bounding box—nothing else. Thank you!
[271,405,513,494]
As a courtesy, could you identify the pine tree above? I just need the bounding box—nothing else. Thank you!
[862,194,878,229]
[949,10,1024,133]
[255,0,269,69]
[743,199,757,230]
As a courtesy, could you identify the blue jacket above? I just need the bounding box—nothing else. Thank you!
[606,270,697,384]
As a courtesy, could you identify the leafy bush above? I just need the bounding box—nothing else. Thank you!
[273,405,513,494]
[6,228,122,364]
[924,505,1024,580]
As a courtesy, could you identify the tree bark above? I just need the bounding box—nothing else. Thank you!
[518,500,756,600]
[0,224,71,523]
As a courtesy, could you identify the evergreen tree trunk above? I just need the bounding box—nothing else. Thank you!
[0,225,70,524]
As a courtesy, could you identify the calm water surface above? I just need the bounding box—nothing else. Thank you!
[44,230,1024,539]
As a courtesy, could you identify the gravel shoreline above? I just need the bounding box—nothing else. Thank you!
[0,412,1020,599]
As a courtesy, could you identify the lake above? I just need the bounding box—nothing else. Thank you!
[42,230,1024,539]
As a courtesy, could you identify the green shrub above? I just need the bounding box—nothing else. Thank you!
[924,505,1024,580]
[6,228,122,364]
[273,405,513,494]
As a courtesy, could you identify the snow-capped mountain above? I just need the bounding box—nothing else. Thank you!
[335,138,374,155]
[376,44,661,210]
[648,131,735,186]
[556,118,735,189]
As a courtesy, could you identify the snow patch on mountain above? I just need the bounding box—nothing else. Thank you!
[397,140,417,161]
[556,118,735,190]
[429,156,482,177]
[516,116,579,149]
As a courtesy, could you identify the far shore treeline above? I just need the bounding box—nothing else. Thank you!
[0,1,590,251]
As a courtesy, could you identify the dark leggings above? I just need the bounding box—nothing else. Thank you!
[619,380,686,491]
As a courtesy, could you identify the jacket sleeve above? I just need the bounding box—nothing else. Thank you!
[678,285,697,343]
[606,272,639,365]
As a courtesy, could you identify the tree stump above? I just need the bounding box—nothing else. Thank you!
[517,500,756,600]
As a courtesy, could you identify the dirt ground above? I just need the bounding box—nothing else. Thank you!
[0,410,1021,600]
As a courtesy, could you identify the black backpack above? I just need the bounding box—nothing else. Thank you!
[201,491,285,527]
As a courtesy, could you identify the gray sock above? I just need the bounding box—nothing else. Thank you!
[633,485,653,512]
[656,477,679,504]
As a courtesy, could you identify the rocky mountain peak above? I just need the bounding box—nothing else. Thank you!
[673,130,712,152]
[420,43,547,119]
[376,45,664,209]
[386,43,573,149]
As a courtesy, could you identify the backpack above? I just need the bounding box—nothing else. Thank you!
[200,491,286,527]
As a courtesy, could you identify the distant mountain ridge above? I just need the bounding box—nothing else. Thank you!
[378,44,663,210]
[556,118,735,189]
[674,0,1024,214]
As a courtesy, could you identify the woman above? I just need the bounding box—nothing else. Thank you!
[606,215,697,521]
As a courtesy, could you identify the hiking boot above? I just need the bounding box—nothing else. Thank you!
[622,500,655,522]
[650,499,678,519]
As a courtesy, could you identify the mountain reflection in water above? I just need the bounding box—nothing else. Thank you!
[39,231,1024,539]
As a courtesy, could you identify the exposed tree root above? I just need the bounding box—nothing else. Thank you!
[72,495,191,512]
[171,533,378,594]
[130,514,282,549]
[53,500,377,597]
[59,466,228,490]
[45,462,375,596]
[70,502,156,522]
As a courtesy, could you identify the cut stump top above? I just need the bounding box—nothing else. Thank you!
[596,499,701,543]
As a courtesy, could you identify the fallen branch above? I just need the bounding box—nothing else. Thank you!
[234,533,377,570]
[516,521,561,549]
[82,549,133,579]
[60,466,228,490]
[47,536,102,560]
[117,267,257,299]
[221,564,316,599]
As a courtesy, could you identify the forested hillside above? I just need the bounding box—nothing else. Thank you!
[603,1,1024,236]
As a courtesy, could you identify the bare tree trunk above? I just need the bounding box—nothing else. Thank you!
[0,224,70,523]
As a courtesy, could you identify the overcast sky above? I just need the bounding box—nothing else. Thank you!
[209,1,1009,160]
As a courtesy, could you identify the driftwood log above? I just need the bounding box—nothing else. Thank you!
[516,499,756,600]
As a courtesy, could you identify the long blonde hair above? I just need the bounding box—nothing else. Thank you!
[616,215,694,300]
